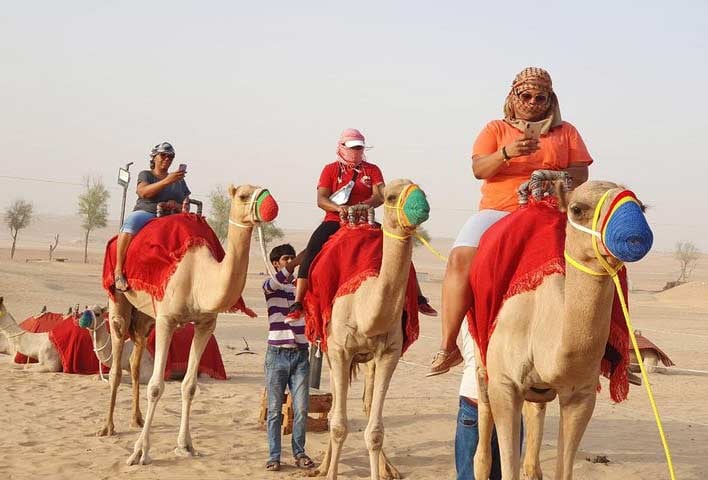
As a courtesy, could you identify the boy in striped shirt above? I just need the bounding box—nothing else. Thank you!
[263,244,314,471]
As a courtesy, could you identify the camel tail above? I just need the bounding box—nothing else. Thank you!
[349,362,360,385]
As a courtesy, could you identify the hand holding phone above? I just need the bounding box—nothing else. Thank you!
[524,121,544,140]
[178,163,187,173]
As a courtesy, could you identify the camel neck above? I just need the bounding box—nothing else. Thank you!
[359,231,413,335]
[205,222,252,311]
[555,263,616,368]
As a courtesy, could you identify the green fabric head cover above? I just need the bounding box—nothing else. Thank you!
[403,188,430,226]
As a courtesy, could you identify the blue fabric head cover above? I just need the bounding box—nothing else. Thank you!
[604,202,653,262]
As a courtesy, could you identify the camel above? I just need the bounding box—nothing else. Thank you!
[102,184,277,466]
[473,181,653,480]
[79,307,153,384]
[0,297,63,372]
[313,179,430,480]
[0,301,121,372]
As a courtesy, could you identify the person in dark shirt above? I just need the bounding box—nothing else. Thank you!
[113,142,191,291]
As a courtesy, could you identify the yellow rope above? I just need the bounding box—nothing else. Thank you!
[414,232,448,262]
[565,189,676,480]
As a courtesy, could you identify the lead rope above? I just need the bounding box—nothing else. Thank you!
[566,192,676,480]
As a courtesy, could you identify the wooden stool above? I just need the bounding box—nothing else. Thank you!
[258,388,332,435]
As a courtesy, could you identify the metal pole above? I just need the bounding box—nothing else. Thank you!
[119,162,134,229]
[309,340,323,389]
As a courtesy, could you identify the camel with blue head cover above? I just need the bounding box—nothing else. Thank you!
[472,180,653,480]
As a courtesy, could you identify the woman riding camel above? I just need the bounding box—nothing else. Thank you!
[285,128,436,321]
[113,142,190,292]
[428,67,593,376]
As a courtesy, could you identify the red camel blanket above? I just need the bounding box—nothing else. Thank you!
[47,316,110,375]
[304,225,419,355]
[633,332,675,367]
[14,312,66,364]
[102,212,254,316]
[146,323,228,380]
[467,200,630,403]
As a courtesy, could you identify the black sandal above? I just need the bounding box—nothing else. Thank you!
[295,453,315,469]
[265,460,281,471]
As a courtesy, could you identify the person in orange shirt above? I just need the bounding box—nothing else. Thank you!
[428,67,593,377]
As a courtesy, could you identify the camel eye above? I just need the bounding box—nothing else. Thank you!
[386,195,397,202]
[238,194,249,201]
[570,206,582,216]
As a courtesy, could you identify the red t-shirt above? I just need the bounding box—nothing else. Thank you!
[317,161,385,222]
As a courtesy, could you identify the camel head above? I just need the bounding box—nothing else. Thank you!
[381,179,430,237]
[78,305,108,329]
[564,180,653,267]
[226,184,279,228]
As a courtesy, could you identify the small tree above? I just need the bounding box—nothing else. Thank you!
[208,186,230,243]
[78,177,110,263]
[4,199,33,259]
[412,226,431,249]
[674,241,700,284]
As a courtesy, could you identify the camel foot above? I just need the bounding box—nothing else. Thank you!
[96,424,115,437]
[126,448,152,466]
[175,445,200,458]
[380,453,402,479]
[523,464,543,480]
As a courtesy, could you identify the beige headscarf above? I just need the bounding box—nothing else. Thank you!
[503,67,563,134]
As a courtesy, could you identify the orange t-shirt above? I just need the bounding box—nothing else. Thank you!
[473,120,593,212]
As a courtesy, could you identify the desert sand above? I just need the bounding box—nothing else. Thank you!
[1,219,707,479]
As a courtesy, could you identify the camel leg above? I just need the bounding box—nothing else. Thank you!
[129,330,149,428]
[325,349,352,479]
[556,391,596,480]
[363,360,401,479]
[473,396,495,479]
[365,349,400,480]
[522,401,546,480]
[98,298,129,437]
[488,380,523,480]
[175,318,216,457]
[127,317,176,466]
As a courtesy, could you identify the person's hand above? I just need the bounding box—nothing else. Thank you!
[505,138,540,158]
[164,171,186,185]
[165,200,180,211]
[337,205,349,216]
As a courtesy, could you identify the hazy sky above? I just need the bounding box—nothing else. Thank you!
[1,1,707,251]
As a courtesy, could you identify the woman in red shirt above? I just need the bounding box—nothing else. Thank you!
[286,128,437,320]
[285,128,385,320]
[428,67,593,376]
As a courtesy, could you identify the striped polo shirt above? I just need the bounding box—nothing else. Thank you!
[262,268,307,347]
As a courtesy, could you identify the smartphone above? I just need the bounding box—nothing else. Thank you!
[178,163,187,173]
[524,121,544,140]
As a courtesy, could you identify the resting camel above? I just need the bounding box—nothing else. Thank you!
[102,184,277,466]
[0,297,62,372]
[473,180,653,480]
[313,179,430,480]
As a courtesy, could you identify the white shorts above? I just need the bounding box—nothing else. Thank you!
[452,209,509,249]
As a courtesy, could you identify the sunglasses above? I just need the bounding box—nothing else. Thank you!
[342,145,365,150]
[518,92,549,103]
[159,153,175,160]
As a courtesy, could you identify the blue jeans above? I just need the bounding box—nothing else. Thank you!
[455,397,501,480]
[120,210,156,234]
[265,345,310,462]
[455,397,525,479]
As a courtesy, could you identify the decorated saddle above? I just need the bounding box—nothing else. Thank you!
[467,199,630,403]
[102,212,254,315]
[304,224,419,355]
